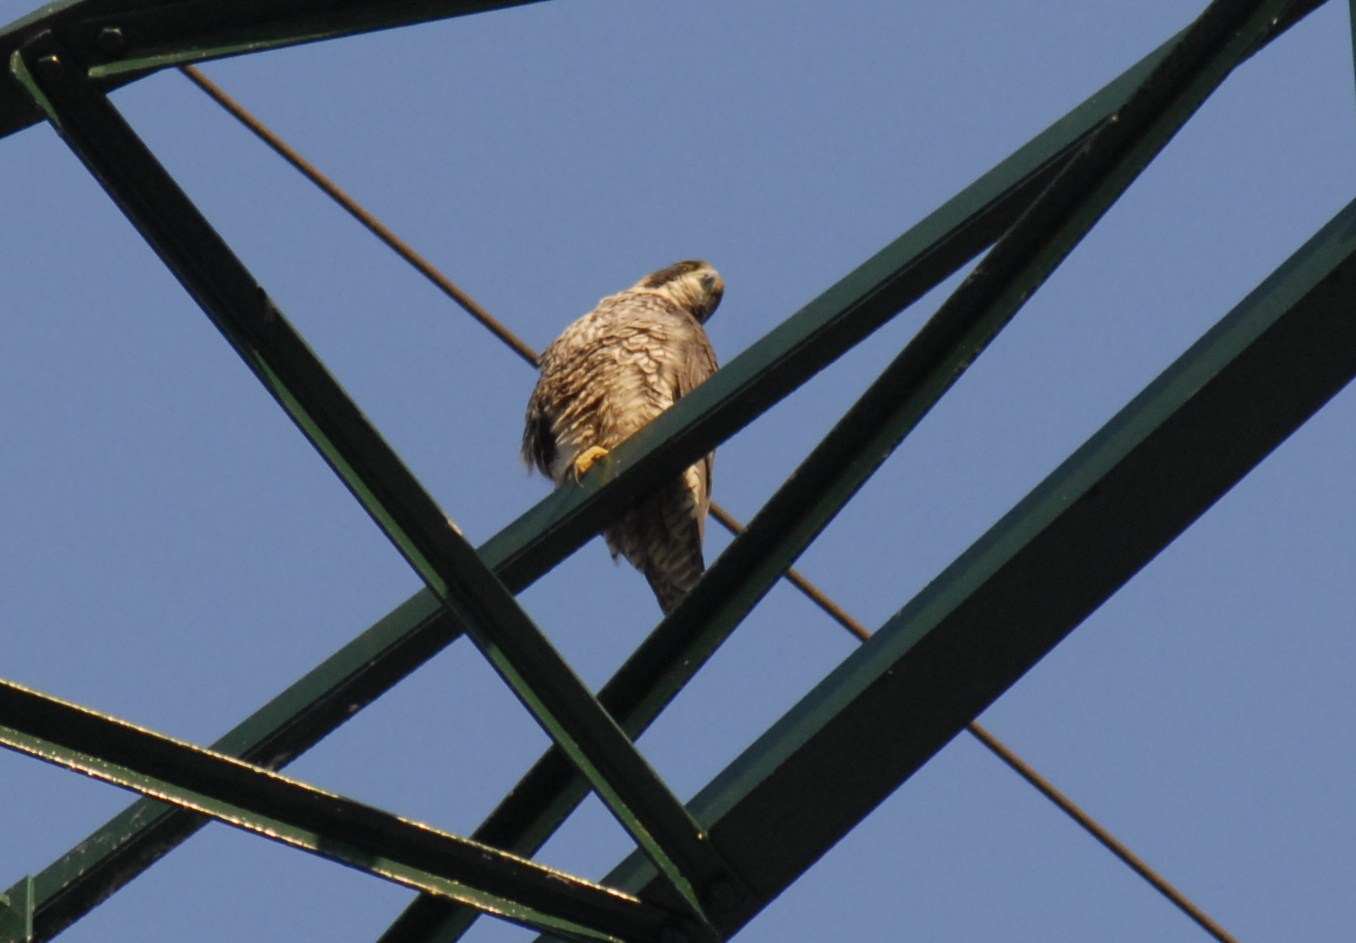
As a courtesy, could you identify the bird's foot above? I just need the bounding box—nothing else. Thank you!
[572,445,610,481]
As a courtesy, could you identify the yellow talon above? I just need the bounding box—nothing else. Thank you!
[572,445,611,481]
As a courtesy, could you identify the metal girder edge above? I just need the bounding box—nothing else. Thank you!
[0,678,680,943]
[1349,0,1356,105]
[0,0,547,140]
[23,590,451,941]
[558,190,1356,941]
[80,0,551,77]
[0,876,34,943]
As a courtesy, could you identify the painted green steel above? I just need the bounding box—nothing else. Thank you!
[17,591,454,942]
[1350,0,1356,103]
[380,1,1297,939]
[4,4,1330,938]
[0,0,544,140]
[13,31,731,936]
[0,876,33,943]
[81,0,548,77]
[0,679,678,943]
[562,186,1356,943]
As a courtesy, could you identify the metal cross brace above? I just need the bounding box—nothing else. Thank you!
[11,29,733,937]
[0,0,545,140]
[0,877,33,943]
[0,678,685,943]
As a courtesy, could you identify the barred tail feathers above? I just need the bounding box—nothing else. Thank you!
[604,474,707,614]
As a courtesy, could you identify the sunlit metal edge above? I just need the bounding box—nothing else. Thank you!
[0,679,665,943]
[0,0,546,139]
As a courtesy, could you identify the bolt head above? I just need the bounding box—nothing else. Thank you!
[96,26,125,54]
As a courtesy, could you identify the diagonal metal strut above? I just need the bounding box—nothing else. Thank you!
[0,678,680,943]
[554,182,1356,943]
[0,0,548,140]
[11,29,734,937]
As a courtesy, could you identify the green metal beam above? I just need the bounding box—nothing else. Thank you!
[474,0,1326,598]
[1349,0,1356,109]
[0,877,33,943]
[2,3,1328,938]
[14,591,454,943]
[382,0,1296,938]
[565,184,1356,943]
[0,678,682,943]
[12,30,733,934]
[0,0,545,140]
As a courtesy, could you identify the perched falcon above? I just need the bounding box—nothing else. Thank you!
[523,260,723,613]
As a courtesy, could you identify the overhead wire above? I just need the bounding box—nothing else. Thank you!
[178,63,1239,943]
[180,66,539,369]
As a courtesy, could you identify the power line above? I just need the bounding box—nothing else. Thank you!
[180,66,540,369]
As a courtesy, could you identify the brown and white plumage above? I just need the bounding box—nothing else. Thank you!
[523,260,722,613]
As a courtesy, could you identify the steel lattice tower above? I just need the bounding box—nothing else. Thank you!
[0,2,1350,941]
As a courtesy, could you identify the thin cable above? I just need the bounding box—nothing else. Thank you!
[182,66,1238,943]
[182,62,747,534]
[708,502,872,640]
[966,723,1239,943]
[180,65,540,369]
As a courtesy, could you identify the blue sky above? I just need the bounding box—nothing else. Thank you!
[1,1,1353,940]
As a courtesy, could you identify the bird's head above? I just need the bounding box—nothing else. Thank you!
[638,260,724,324]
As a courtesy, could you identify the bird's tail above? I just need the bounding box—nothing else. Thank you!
[605,478,707,614]
[644,559,702,615]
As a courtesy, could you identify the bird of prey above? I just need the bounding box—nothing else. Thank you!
[523,260,723,613]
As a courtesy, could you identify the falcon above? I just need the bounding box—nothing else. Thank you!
[523,260,723,613]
